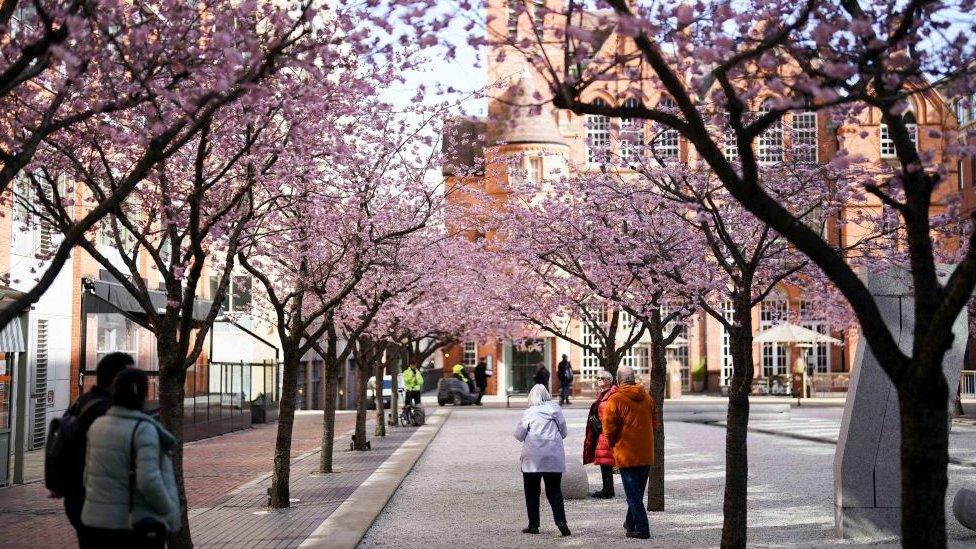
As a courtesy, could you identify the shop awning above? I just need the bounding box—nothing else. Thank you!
[0,286,27,353]
[0,318,25,353]
[83,278,214,324]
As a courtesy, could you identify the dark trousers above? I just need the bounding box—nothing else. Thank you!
[404,390,421,406]
[88,527,166,549]
[475,385,486,404]
[522,472,566,528]
[559,383,572,404]
[600,464,614,494]
[65,496,95,549]
[620,465,651,536]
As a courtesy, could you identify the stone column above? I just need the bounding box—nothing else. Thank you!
[833,268,967,537]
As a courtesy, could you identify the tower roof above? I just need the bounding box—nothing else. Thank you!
[487,67,566,147]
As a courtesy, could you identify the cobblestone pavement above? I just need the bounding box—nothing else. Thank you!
[0,411,356,549]
[362,407,976,548]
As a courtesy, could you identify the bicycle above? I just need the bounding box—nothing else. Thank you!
[399,400,426,427]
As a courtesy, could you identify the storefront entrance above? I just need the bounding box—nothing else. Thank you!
[508,339,549,393]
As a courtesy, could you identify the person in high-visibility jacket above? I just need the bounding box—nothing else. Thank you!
[403,363,424,406]
[452,364,466,383]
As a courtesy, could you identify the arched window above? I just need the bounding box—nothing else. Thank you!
[620,98,646,165]
[652,97,679,163]
[880,109,918,158]
[757,101,783,164]
[585,99,611,164]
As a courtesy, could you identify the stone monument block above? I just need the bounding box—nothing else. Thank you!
[834,268,967,538]
[561,456,590,500]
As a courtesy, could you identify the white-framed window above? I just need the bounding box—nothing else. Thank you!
[507,1,519,38]
[585,99,611,164]
[880,111,918,158]
[580,308,608,379]
[667,344,690,391]
[619,345,649,379]
[955,99,968,125]
[652,97,680,163]
[527,156,543,183]
[757,102,783,164]
[531,0,545,25]
[620,98,645,165]
[800,301,830,373]
[792,111,818,163]
[720,301,734,386]
[760,298,788,377]
[723,120,739,162]
[462,341,478,368]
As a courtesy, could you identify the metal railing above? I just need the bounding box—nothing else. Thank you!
[961,370,976,397]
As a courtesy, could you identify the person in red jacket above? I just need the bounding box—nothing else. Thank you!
[583,369,617,498]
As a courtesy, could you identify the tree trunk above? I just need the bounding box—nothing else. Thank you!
[721,300,753,549]
[353,355,371,451]
[269,350,299,508]
[319,356,339,473]
[647,322,667,512]
[899,360,950,547]
[374,359,386,436]
[157,350,192,548]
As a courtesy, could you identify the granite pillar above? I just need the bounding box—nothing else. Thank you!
[834,267,967,538]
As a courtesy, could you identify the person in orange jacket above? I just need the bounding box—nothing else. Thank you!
[602,365,660,540]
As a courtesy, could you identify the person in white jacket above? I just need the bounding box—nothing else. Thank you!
[514,384,571,536]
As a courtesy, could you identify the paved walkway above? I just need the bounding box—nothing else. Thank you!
[362,407,976,548]
[0,410,398,548]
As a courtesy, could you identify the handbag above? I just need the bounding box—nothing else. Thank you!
[587,412,602,435]
[128,419,168,542]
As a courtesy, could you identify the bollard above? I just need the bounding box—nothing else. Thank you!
[953,488,976,531]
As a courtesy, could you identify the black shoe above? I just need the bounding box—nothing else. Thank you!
[522,527,539,534]
[556,522,571,537]
[590,490,613,499]
[626,531,650,539]
[475,402,483,406]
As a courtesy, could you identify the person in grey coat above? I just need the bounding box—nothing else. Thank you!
[514,384,571,537]
[82,368,180,547]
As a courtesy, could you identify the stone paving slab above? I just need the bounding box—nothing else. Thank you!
[362,406,976,548]
[191,409,447,549]
[0,411,354,549]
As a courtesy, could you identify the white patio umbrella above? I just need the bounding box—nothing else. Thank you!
[753,322,841,401]
[753,322,842,345]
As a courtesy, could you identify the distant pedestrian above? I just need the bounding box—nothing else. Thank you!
[556,354,574,405]
[514,384,571,537]
[474,358,490,406]
[532,363,550,390]
[403,363,424,406]
[602,366,660,540]
[583,369,617,498]
[82,368,181,547]
[45,352,133,548]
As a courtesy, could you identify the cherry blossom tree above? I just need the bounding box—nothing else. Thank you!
[0,0,328,339]
[390,0,976,543]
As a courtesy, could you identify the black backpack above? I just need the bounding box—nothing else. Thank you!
[44,396,108,496]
